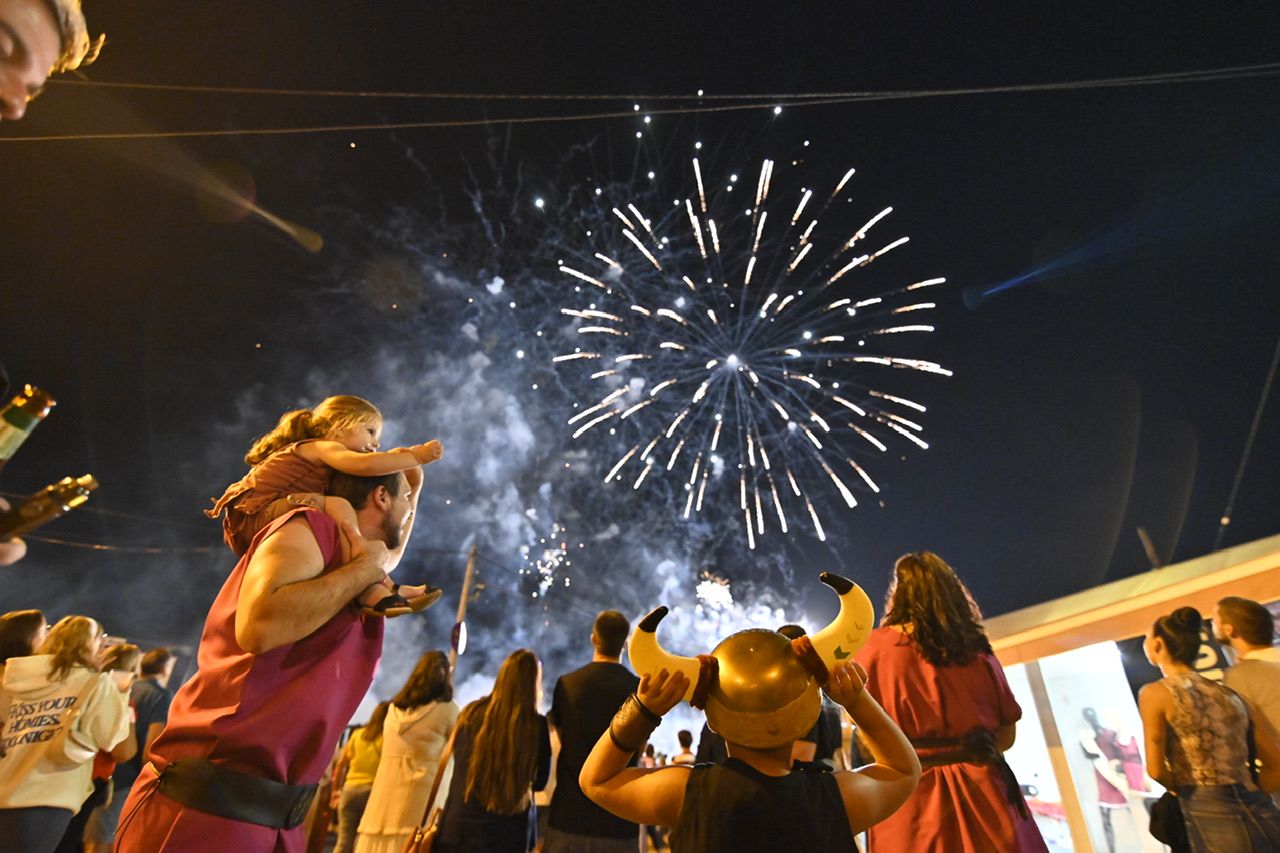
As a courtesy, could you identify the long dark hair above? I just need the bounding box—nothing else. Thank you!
[392,651,453,710]
[1153,607,1203,665]
[359,701,392,743]
[462,649,542,815]
[883,551,993,667]
[0,609,46,663]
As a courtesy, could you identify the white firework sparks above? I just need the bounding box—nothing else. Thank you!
[552,150,952,546]
[518,516,579,595]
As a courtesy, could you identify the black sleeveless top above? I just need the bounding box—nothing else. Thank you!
[670,758,857,852]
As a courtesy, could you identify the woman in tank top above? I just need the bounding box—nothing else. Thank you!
[1139,606,1280,851]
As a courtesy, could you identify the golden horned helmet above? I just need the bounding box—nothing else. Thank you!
[628,572,874,749]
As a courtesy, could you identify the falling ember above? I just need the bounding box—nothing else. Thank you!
[551,146,952,543]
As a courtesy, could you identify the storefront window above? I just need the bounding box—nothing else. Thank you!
[1038,642,1165,853]
[1004,664,1073,852]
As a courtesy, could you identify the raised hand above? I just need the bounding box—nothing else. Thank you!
[338,519,392,587]
[823,660,869,708]
[411,440,443,465]
[637,668,689,717]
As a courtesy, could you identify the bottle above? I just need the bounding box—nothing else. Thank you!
[0,385,56,474]
[0,475,98,540]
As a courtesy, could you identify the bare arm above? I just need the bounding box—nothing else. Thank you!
[385,463,424,574]
[110,716,138,762]
[580,669,692,827]
[143,721,165,760]
[1138,683,1175,790]
[1248,705,1280,793]
[234,517,389,654]
[0,497,26,565]
[300,440,440,477]
[827,662,921,835]
[996,723,1017,753]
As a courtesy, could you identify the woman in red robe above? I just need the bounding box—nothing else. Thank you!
[855,551,1048,852]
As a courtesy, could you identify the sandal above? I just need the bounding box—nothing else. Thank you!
[394,584,444,613]
[358,592,415,618]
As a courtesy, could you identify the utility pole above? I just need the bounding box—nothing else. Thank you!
[449,544,478,672]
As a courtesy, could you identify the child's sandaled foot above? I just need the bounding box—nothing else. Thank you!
[358,592,415,618]
[393,584,443,613]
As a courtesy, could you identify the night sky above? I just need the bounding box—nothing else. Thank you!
[2,2,1278,695]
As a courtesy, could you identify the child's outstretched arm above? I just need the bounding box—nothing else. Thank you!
[299,440,441,477]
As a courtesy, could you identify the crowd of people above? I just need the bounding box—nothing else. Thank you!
[3,3,1279,852]
[0,383,1278,853]
[6,548,1279,852]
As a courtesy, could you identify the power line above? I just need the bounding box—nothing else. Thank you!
[22,533,219,554]
[0,490,206,531]
[46,61,1280,101]
[1214,330,1280,551]
[8,63,1278,143]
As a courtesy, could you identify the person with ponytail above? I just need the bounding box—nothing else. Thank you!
[854,551,1047,852]
[434,649,551,852]
[1139,606,1280,851]
[207,395,444,616]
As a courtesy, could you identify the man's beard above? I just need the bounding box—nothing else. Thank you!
[381,513,403,551]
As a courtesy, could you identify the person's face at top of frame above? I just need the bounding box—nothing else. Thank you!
[0,0,61,121]
[330,419,383,453]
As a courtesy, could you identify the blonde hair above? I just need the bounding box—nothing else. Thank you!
[462,649,542,815]
[245,396,382,465]
[38,616,101,682]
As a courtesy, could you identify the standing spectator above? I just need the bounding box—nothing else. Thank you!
[1,610,50,755]
[57,644,140,853]
[855,551,1047,852]
[332,702,388,853]
[1139,606,1280,850]
[0,615,130,851]
[546,610,640,853]
[355,651,458,853]
[114,469,425,850]
[84,647,176,851]
[1216,597,1280,751]
[435,649,551,853]
[777,624,845,769]
[0,0,102,122]
[672,731,695,766]
[693,724,726,765]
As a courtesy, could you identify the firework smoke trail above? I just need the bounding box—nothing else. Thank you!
[188,135,830,720]
[550,145,953,546]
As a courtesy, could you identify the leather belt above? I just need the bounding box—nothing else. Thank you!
[910,730,1030,819]
[149,759,318,830]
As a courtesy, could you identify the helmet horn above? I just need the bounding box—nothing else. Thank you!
[808,573,875,673]
[627,606,701,703]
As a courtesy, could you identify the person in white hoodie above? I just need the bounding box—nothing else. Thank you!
[0,615,130,852]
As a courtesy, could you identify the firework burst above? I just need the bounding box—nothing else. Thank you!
[551,147,952,546]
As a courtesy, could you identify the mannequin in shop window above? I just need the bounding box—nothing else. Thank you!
[1080,707,1151,853]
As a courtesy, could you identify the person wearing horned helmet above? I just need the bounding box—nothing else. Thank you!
[579,573,921,852]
